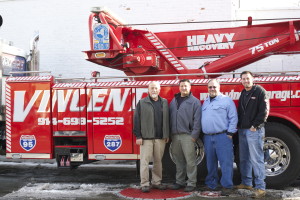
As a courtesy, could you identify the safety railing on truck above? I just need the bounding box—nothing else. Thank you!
[8,70,300,83]
[88,71,300,81]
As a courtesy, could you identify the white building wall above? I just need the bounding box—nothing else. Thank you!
[0,0,299,78]
[234,0,300,73]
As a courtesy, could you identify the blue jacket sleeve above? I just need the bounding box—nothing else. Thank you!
[191,100,202,140]
[227,98,238,134]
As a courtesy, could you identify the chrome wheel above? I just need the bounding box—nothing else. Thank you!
[264,137,290,177]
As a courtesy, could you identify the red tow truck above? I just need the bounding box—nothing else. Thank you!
[5,7,300,188]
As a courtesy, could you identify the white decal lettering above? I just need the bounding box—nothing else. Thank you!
[57,90,73,112]
[87,89,107,112]
[37,117,124,126]
[37,90,50,113]
[51,90,57,112]
[206,34,216,45]
[187,35,197,51]
[214,34,225,43]
[225,33,235,42]
[187,33,236,51]
[14,90,42,122]
[70,89,86,111]
[200,90,300,101]
[104,89,130,112]
[249,38,280,55]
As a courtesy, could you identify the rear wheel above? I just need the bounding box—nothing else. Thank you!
[264,122,300,188]
[162,139,207,181]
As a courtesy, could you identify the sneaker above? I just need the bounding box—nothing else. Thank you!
[184,186,196,192]
[252,189,266,198]
[141,186,150,193]
[152,184,167,190]
[220,188,233,196]
[235,184,253,190]
[168,183,185,190]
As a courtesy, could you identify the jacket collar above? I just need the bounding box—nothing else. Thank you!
[205,93,222,103]
[243,85,257,94]
[175,92,192,98]
[145,95,161,103]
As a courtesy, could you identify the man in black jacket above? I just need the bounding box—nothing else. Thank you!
[235,71,269,198]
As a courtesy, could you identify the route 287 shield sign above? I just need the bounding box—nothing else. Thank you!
[104,135,122,152]
[20,135,36,151]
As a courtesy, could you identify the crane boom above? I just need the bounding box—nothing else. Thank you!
[84,7,300,79]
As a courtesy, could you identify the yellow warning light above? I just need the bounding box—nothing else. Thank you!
[95,52,106,58]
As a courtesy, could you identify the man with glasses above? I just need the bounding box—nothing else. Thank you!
[201,79,238,196]
[169,79,201,192]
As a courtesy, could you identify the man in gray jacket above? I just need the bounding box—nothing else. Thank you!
[133,81,169,193]
[168,79,202,192]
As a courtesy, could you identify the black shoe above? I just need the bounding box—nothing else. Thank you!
[184,186,196,192]
[221,187,233,196]
[152,184,167,190]
[141,186,150,193]
[168,183,185,190]
[201,186,219,192]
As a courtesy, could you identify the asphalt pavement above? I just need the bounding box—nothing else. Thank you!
[0,156,300,199]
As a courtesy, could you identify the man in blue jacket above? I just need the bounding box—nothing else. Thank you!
[169,79,202,192]
[201,79,238,196]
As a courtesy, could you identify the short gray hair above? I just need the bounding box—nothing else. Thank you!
[148,81,160,89]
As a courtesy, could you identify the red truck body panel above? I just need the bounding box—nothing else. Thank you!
[6,76,53,159]
[6,75,300,159]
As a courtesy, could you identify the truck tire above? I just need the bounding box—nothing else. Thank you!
[264,122,300,188]
[162,139,207,181]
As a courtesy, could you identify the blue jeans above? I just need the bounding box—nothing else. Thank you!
[238,128,266,190]
[204,133,233,189]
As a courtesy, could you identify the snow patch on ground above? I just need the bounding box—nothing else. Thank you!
[2,182,300,200]
[2,183,125,199]
[236,188,300,199]
[268,188,300,199]
[3,183,300,200]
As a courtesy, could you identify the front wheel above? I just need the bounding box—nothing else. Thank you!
[264,122,300,188]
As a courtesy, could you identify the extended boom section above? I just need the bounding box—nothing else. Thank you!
[84,7,300,79]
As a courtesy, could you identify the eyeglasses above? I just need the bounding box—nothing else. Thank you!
[208,86,217,89]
